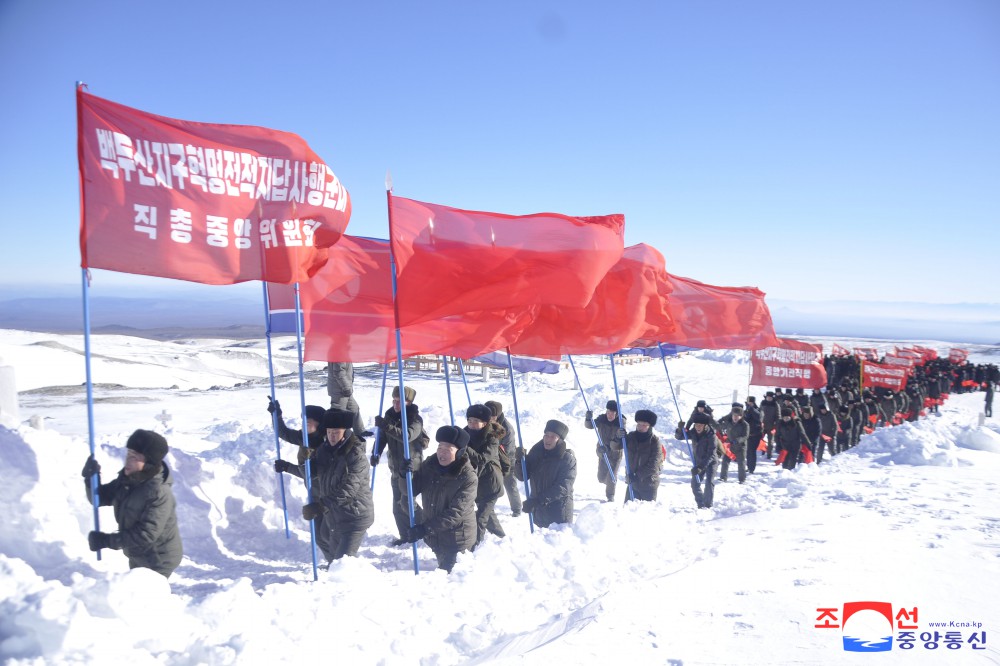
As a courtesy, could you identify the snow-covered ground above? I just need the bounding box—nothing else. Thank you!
[0,329,998,665]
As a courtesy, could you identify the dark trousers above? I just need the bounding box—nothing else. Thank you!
[503,472,522,514]
[390,468,423,540]
[747,432,760,473]
[435,547,466,572]
[720,446,746,483]
[691,461,716,508]
[597,448,623,500]
[476,497,504,543]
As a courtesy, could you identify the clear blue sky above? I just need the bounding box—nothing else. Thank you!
[1,0,997,304]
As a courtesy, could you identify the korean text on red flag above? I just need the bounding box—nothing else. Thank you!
[862,361,909,391]
[78,88,351,285]
[749,338,827,389]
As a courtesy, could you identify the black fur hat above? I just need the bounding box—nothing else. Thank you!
[323,408,355,430]
[485,400,504,418]
[635,409,658,426]
[466,404,493,423]
[305,405,326,423]
[691,412,711,425]
[780,407,794,417]
[435,425,470,451]
[606,400,618,412]
[126,429,169,466]
[544,419,569,440]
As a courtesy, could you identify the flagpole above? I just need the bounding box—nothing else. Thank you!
[262,283,290,538]
[567,355,616,479]
[609,353,635,501]
[458,359,473,407]
[81,268,101,560]
[505,348,534,533]
[386,173,421,575]
[292,284,320,581]
[370,363,389,491]
[658,343,697,471]
[442,356,455,426]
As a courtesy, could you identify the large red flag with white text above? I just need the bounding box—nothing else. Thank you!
[653,274,778,350]
[78,87,351,284]
[949,348,969,364]
[862,361,909,391]
[749,338,827,389]
[387,195,625,327]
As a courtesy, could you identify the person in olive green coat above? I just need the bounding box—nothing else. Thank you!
[82,429,183,578]
[407,426,478,572]
[624,410,664,502]
[515,420,577,528]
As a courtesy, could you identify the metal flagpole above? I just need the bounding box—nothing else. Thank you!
[609,354,635,501]
[81,268,101,560]
[262,283,290,538]
[458,358,473,407]
[505,348,534,533]
[386,173,420,575]
[567,355,616,479]
[370,363,389,491]
[443,356,456,426]
[658,343,697,477]
[292,284,320,581]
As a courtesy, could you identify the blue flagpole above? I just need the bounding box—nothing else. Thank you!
[370,363,389,491]
[386,176,420,575]
[293,284,319,581]
[609,354,635,501]
[658,343,698,480]
[262,283,290,538]
[505,348,534,533]
[443,356,455,426]
[567,355,616,480]
[81,268,101,560]
[458,358,473,407]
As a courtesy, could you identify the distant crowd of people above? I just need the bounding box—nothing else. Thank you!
[78,358,997,577]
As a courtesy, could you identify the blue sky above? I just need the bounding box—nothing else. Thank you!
[0,0,997,304]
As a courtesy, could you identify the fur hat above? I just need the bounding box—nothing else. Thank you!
[485,400,504,418]
[765,391,775,397]
[466,404,494,423]
[691,412,711,425]
[606,400,618,412]
[780,407,794,417]
[305,405,326,424]
[731,406,744,416]
[635,409,658,426]
[126,429,169,467]
[696,400,707,408]
[838,405,849,414]
[747,396,757,403]
[323,408,355,430]
[544,419,569,440]
[435,425,469,451]
[392,386,417,402]
[732,402,743,409]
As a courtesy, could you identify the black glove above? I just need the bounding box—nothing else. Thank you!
[374,415,386,428]
[597,444,608,455]
[401,458,413,474]
[369,453,380,467]
[627,471,638,483]
[522,498,537,513]
[88,531,111,551]
[267,397,280,415]
[516,447,526,462]
[407,523,427,542]
[617,427,628,440]
[585,409,593,422]
[691,467,702,476]
[82,456,101,478]
[302,502,324,521]
[274,459,294,474]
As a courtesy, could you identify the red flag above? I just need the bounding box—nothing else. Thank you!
[750,338,827,389]
[862,361,909,391]
[297,236,528,363]
[78,88,350,284]
[387,195,625,327]
[883,354,915,369]
[831,343,850,357]
[854,347,879,361]
[655,274,778,350]
[506,244,675,356]
[949,348,969,364]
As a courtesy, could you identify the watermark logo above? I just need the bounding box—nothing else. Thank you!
[814,602,987,652]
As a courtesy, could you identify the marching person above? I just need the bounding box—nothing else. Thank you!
[276,408,375,565]
[515,419,577,528]
[688,413,720,509]
[464,404,506,543]
[406,426,478,572]
[775,407,810,470]
[485,400,520,516]
[816,403,838,462]
[267,398,326,465]
[584,399,626,502]
[371,386,429,546]
[327,362,366,438]
[82,429,183,578]
[624,409,663,502]
[716,404,749,484]
[760,392,780,459]
[744,396,764,474]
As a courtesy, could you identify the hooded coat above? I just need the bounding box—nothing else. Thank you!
[93,463,183,577]
[515,439,577,527]
[311,433,375,535]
